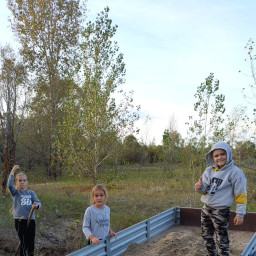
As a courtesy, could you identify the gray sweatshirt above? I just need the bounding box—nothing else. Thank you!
[8,175,41,220]
[82,205,110,240]
[195,141,247,217]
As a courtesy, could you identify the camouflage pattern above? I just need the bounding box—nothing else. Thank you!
[201,204,230,256]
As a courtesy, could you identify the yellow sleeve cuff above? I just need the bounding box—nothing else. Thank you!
[235,194,247,204]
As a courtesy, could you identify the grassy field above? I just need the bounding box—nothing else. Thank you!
[1,164,256,253]
[32,165,205,230]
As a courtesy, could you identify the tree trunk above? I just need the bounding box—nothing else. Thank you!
[2,134,16,196]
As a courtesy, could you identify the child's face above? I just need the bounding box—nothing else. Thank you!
[16,175,28,191]
[212,149,227,168]
[93,189,106,208]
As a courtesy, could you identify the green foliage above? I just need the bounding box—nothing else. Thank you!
[7,0,86,178]
[0,195,13,229]
[162,129,183,165]
[120,134,144,164]
[8,0,85,75]
[233,140,256,167]
[244,168,256,212]
[147,144,164,163]
[192,73,226,142]
[55,7,140,184]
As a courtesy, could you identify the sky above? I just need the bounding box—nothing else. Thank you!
[0,0,255,145]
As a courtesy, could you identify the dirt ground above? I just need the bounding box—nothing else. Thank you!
[0,217,84,256]
[0,222,254,256]
[122,225,255,256]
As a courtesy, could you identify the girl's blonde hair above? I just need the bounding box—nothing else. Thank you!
[90,184,108,205]
[14,172,28,190]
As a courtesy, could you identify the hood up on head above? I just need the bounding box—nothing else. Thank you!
[205,141,232,168]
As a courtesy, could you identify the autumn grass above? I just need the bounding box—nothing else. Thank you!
[36,165,255,228]
[29,166,234,224]
[244,168,256,212]
[1,164,255,246]
[0,195,13,229]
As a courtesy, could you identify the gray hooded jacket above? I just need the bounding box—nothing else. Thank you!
[195,141,247,217]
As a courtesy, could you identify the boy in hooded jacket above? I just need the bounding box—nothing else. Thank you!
[195,141,247,256]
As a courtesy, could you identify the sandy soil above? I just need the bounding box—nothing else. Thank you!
[122,225,254,256]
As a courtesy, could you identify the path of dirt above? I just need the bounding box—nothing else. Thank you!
[122,225,255,256]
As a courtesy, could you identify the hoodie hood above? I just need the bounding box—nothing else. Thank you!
[206,141,232,168]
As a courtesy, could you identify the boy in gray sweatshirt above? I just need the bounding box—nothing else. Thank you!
[195,141,247,256]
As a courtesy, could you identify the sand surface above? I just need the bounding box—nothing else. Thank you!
[122,225,254,256]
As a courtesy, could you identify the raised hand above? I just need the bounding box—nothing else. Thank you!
[10,165,20,175]
[195,176,203,190]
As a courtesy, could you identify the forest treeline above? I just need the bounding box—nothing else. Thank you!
[1,0,256,193]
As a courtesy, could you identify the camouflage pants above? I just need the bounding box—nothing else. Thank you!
[201,204,230,256]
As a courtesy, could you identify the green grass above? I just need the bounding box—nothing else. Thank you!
[0,195,13,229]
[244,169,256,212]
[31,165,256,230]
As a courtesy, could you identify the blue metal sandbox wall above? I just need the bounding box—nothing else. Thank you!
[67,206,256,256]
[67,207,180,256]
[241,233,256,256]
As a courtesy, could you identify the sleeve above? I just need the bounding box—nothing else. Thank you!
[32,191,42,209]
[82,208,92,239]
[234,172,247,217]
[7,175,17,196]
